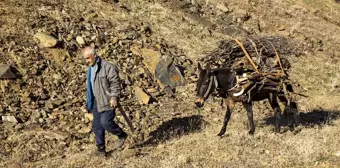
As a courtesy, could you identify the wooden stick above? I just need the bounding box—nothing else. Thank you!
[117,105,135,132]
[270,42,285,76]
[233,39,260,74]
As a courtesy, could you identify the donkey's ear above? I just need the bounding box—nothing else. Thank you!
[197,62,203,71]
[206,64,211,71]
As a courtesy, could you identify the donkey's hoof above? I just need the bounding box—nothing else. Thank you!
[274,128,281,133]
[248,130,255,135]
[289,126,295,132]
[217,131,225,137]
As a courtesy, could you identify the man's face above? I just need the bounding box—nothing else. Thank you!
[83,53,96,66]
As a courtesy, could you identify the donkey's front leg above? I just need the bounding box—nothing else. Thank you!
[217,98,234,137]
[243,101,255,135]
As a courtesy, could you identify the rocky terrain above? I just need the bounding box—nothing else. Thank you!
[0,0,340,167]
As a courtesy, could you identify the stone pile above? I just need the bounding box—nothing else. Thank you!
[0,2,197,161]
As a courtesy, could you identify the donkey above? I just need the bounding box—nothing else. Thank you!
[195,63,299,136]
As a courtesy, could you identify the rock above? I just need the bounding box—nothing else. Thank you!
[163,86,175,97]
[137,67,145,74]
[140,48,185,87]
[51,99,65,107]
[42,131,68,141]
[189,7,199,13]
[84,31,91,37]
[38,118,44,123]
[141,48,162,75]
[146,88,158,93]
[41,110,48,118]
[134,87,150,105]
[84,113,93,121]
[14,124,24,130]
[78,126,92,133]
[80,106,88,113]
[33,32,58,48]
[85,13,97,22]
[124,78,133,85]
[155,57,185,87]
[1,116,18,123]
[12,83,21,92]
[53,74,62,80]
[121,149,139,158]
[233,9,250,23]
[40,93,49,100]
[150,91,161,97]
[0,64,16,79]
[32,110,42,120]
[277,25,286,31]
[76,36,85,45]
[216,3,230,13]
[119,73,127,80]
[66,34,73,41]
[45,101,54,110]
[8,106,19,112]
[335,151,340,157]
[135,110,142,120]
[130,45,141,56]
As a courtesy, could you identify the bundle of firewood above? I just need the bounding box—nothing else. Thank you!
[200,36,296,96]
[200,36,293,71]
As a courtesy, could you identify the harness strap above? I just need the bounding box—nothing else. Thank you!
[204,76,213,98]
[204,75,218,99]
[213,75,218,89]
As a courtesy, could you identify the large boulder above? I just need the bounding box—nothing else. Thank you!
[33,32,58,48]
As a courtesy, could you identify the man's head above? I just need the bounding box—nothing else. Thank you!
[82,46,97,66]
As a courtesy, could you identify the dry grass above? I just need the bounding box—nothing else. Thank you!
[3,109,340,168]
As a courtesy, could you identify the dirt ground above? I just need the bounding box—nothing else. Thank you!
[1,0,340,167]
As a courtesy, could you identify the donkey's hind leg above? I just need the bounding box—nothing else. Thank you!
[218,98,234,137]
[243,101,255,135]
[283,84,300,127]
[269,93,282,133]
[278,96,294,131]
[290,101,299,127]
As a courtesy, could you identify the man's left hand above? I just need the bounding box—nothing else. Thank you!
[110,98,118,108]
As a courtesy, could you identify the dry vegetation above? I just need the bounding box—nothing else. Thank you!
[1,0,340,167]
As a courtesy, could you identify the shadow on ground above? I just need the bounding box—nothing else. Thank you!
[134,115,207,147]
[265,109,340,128]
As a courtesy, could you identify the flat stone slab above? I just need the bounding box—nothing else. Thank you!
[0,64,16,79]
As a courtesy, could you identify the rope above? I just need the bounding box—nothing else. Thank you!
[233,38,260,74]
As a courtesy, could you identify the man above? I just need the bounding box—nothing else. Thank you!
[83,46,128,156]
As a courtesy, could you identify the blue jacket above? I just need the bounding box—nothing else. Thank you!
[86,67,95,111]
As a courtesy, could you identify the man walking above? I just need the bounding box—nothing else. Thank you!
[83,46,127,156]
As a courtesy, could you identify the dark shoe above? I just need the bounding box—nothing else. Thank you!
[115,132,128,149]
[94,150,106,157]
[93,145,106,157]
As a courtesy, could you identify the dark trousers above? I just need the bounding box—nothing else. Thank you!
[92,99,123,147]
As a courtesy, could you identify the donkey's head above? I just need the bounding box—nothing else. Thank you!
[195,63,216,108]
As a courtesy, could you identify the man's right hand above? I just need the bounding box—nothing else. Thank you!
[110,98,118,108]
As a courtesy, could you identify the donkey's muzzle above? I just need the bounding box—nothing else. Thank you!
[195,97,204,108]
